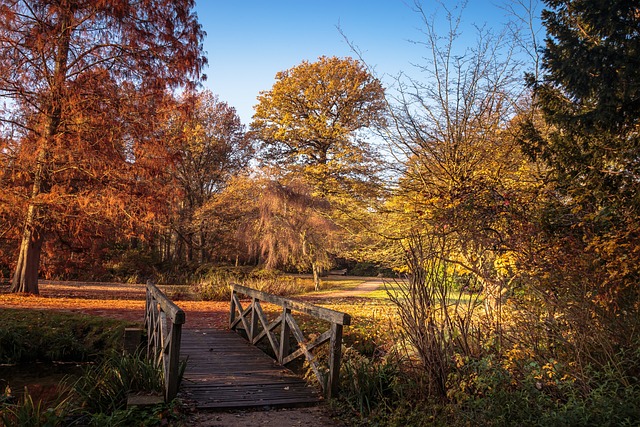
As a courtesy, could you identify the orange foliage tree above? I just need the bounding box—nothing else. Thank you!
[162,90,252,265]
[0,0,206,293]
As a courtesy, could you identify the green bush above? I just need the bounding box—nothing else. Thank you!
[339,349,403,418]
[444,354,640,427]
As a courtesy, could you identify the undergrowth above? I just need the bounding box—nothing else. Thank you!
[0,309,133,364]
[0,310,179,426]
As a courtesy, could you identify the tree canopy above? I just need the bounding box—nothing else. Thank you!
[520,0,640,314]
[250,56,386,287]
[0,0,206,293]
[252,55,386,192]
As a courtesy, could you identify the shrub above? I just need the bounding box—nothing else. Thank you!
[339,348,403,418]
[192,270,236,301]
[0,309,132,364]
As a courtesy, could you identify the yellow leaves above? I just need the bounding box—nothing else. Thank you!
[494,251,517,276]
[252,56,385,180]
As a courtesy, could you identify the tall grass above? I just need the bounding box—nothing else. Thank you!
[0,386,72,427]
[72,350,163,414]
[191,268,318,301]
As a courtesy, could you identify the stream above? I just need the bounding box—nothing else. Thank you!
[0,362,84,403]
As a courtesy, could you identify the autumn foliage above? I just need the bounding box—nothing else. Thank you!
[0,0,206,292]
[0,0,639,423]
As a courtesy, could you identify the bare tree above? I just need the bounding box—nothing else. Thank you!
[391,231,483,400]
[380,0,537,340]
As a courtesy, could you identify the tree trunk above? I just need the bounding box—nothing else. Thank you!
[11,140,48,295]
[11,6,72,295]
[11,205,43,294]
[312,261,321,291]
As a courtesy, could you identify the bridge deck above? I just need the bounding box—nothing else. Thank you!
[178,328,321,409]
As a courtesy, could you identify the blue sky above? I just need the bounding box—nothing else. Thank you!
[194,1,540,126]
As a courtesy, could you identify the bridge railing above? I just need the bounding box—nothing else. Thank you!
[230,284,351,398]
[144,282,185,401]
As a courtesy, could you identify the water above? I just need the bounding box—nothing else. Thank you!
[0,362,84,403]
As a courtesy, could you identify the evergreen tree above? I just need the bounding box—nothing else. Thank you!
[525,0,640,207]
[520,0,640,342]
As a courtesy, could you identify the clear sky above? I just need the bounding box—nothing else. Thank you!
[194,1,539,126]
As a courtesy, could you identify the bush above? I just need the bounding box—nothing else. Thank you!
[105,248,159,283]
[443,353,640,427]
[192,268,318,301]
[0,309,132,364]
[192,269,237,301]
[339,348,403,417]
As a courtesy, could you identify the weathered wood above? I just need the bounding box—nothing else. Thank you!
[327,323,344,398]
[279,304,291,364]
[144,282,185,402]
[123,328,144,354]
[230,284,350,397]
[180,329,320,409]
[233,284,351,325]
[127,394,164,407]
[146,282,185,324]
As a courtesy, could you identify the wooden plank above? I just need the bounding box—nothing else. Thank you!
[179,328,320,410]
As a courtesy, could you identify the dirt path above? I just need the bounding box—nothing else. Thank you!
[304,277,384,300]
[184,406,346,426]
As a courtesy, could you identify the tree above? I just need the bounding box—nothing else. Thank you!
[519,0,640,357]
[380,0,538,338]
[256,175,341,290]
[252,55,386,194]
[250,56,386,285]
[0,0,206,293]
[164,90,251,264]
[195,173,261,266]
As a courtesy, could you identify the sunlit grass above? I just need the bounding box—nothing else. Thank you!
[367,280,403,300]
[307,279,364,295]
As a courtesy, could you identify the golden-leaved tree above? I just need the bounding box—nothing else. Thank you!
[377,2,548,382]
[0,0,206,293]
[251,56,386,288]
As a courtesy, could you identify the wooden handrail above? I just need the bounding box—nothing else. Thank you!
[144,282,185,401]
[230,284,351,398]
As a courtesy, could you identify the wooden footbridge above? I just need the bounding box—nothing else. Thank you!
[143,282,351,409]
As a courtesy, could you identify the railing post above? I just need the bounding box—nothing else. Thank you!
[165,320,183,401]
[250,297,259,341]
[327,322,344,398]
[144,282,185,402]
[229,286,236,329]
[278,303,291,364]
